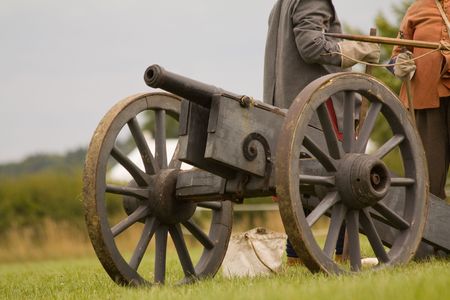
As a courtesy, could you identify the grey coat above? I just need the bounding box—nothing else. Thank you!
[263,0,344,109]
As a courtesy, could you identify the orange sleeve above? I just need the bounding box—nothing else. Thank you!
[392,5,415,57]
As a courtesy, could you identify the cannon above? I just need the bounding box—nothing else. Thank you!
[83,64,449,286]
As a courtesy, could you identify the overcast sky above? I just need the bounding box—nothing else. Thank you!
[0,0,397,163]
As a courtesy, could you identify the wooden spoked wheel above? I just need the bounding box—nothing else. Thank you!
[276,73,428,274]
[83,92,232,286]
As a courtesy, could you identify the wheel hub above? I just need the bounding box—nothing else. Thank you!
[336,154,391,209]
[122,169,196,225]
[148,168,197,224]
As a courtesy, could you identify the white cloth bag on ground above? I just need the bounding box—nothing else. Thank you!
[222,227,287,278]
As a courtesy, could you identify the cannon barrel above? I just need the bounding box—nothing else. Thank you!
[144,64,239,108]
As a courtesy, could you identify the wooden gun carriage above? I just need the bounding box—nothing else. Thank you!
[83,64,450,286]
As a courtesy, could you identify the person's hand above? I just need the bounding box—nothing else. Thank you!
[394,51,416,79]
[338,41,381,69]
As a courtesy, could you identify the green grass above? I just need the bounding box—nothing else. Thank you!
[1,256,449,300]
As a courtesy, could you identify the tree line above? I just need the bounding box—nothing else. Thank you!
[0,148,87,234]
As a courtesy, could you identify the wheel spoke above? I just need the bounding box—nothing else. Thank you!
[128,117,158,174]
[346,210,361,271]
[323,203,347,257]
[154,225,168,284]
[183,219,215,249]
[317,103,342,159]
[390,177,415,186]
[106,184,149,200]
[168,142,182,169]
[111,205,149,237]
[111,146,148,186]
[197,201,222,211]
[360,209,389,263]
[155,110,167,169]
[303,135,337,172]
[299,174,335,187]
[355,102,382,153]
[372,134,405,159]
[342,93,355,153]
[268,74,427,276]
[373,202,410,230]
[306,192,340,227]
[129,217,158,270]
[169,224,196,278]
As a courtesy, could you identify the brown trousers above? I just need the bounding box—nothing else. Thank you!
[415,98,450,199]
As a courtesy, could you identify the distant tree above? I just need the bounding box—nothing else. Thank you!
[340,1,412,172]
[368,1,412,150]
[0,148,87,176]
[372,0,413,92]
[341,0,412,92]
[0,148,123,235]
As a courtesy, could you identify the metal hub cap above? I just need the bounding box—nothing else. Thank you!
[336,152,391,210]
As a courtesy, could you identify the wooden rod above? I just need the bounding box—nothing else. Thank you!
[358,28,377,135]
[325,32,441,50]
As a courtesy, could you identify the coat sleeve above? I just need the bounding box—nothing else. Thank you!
[392,6,415,58]
[291,0,342,66]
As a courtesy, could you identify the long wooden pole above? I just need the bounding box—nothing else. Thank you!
[398,32,417,126]
[325,32,441,49]
[328,32,423,126]
[358,28,378,134]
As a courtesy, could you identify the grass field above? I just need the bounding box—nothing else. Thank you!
[1,213,449,299]
[1,254,449,300]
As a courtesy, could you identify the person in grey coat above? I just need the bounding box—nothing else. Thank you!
[264,0,380,108]
[263,0,380,265]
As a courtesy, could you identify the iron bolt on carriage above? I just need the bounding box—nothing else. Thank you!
[83,64,450,286]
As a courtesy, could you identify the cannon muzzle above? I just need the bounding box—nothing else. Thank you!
[144,64,237,108]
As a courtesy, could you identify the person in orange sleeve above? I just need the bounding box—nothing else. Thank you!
[391,0,450,201]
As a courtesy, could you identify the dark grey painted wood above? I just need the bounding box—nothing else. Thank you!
[176,169,227,201]
[177,100,236,179]
[370,190,450,253]
[421,194,450,252]
[204,95,283,177]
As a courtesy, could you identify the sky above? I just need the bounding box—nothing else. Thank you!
[0,0,397,163]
